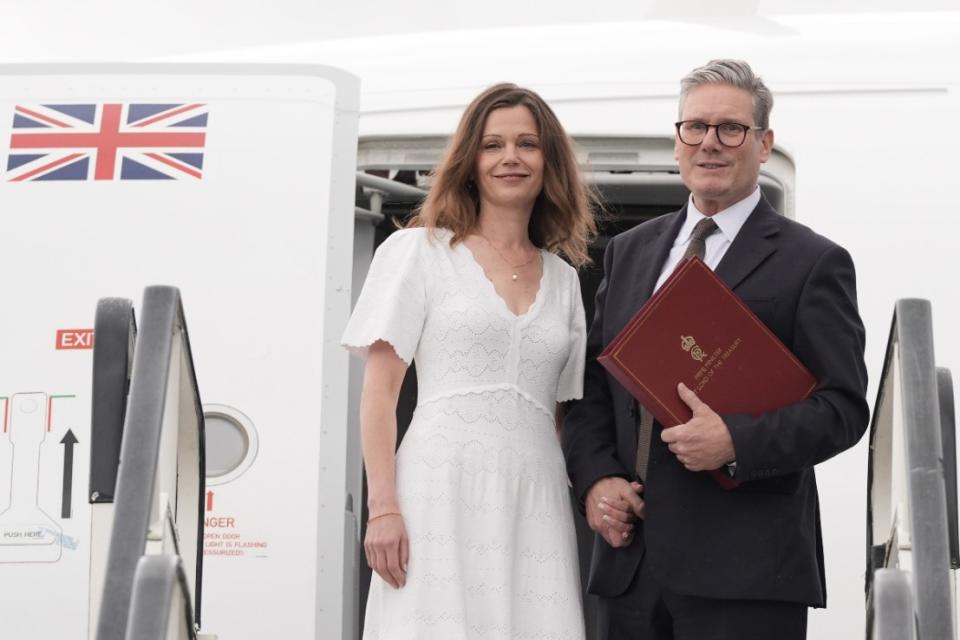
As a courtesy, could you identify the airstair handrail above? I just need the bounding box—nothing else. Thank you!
[124,555,198,640]
[90,298,137,504]
[938,368,959,569]
[88,298,137,638]
[95,286,206,640]
[866,298,955,639]
[870,569,916,640]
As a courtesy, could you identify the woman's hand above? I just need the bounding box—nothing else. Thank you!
[365,512,409,589]
[585,477,644,548]
[359,341,411,589]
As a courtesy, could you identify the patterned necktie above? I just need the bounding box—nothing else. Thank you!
[682,217,719,263]
[635,217,719,480]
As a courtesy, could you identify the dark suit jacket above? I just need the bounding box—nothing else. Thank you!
[561,196,869,607]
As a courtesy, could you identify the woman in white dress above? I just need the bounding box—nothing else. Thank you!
[342,83,597,640]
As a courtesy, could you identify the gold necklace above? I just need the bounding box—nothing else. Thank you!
[478,234,540,282]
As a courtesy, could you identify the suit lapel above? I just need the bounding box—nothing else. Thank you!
[611,209,686,463]
[629,207,687,305]
[715,195,781,291]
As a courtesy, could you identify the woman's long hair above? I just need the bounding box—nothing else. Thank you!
[406,83,598,268]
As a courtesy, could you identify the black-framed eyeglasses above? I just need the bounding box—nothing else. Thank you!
[675,121,765,148]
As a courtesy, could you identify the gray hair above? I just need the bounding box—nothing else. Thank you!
[679,59,773,130]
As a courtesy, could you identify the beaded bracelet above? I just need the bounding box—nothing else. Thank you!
[367,512,402,524]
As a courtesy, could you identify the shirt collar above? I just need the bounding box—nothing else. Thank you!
[680,187,760,245]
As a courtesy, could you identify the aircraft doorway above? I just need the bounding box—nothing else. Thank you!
[350,135,791,638]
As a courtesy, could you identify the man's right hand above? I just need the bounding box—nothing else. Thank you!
[585,477,645,548]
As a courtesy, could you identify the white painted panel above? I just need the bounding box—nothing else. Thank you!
[0,63,359,640]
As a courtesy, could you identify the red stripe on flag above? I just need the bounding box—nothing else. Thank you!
[93,104,122,180]
[144,152,202,179]
[10,152,85,182]
[11,131,206,149]
[133,103,205,128]
[15,105,71,128]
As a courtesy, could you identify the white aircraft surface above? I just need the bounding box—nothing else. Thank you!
[0,2,957,639]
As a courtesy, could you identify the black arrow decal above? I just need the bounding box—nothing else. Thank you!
[60,429,78,519]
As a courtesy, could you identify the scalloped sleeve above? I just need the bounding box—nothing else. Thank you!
[341,229,427,365]
[557,268,587,402]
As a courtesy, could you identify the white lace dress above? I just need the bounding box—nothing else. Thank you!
[342,227,587,640]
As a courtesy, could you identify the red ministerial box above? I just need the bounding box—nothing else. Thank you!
[597,257,816,489]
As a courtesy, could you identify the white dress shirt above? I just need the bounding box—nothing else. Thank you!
[652,186,761,294]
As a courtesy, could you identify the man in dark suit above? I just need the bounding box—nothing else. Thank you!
[561,59,869,639]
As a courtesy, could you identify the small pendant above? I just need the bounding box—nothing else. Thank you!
[511,273,519,281]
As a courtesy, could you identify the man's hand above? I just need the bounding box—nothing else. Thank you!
[661,382,735,471]
[585,477,644,548]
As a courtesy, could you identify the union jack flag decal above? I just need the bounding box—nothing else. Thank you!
[6,103,208,181]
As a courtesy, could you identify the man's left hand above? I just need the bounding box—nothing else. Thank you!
[660,382,735,472]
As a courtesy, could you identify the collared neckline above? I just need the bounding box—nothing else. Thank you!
[680,186,761,246]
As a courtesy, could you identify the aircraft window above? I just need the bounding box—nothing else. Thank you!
[203,404,259,484]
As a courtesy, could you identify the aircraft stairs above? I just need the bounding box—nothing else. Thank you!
[87,286,214,640]
[866,299,958,639]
